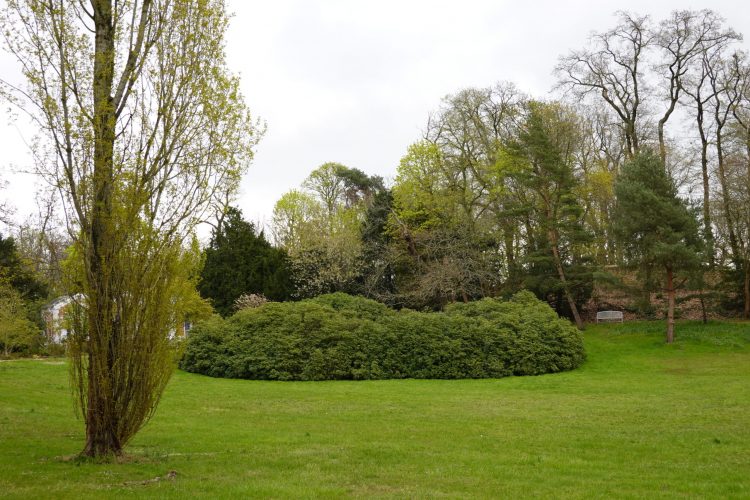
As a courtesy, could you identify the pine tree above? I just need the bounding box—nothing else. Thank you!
[613,151,703,343]
[505,101,593,329]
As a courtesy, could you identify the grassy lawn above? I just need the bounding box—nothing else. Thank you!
[1,320,749,498]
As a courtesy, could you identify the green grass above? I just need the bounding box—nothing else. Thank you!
[1,320,749,498]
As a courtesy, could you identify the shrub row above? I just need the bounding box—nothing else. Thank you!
[179,291,585,380]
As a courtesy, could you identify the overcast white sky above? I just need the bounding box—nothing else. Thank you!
[2,0,749,232]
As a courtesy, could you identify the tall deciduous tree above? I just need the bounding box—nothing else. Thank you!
[727,51,750,317]
[1,0,259,456]
[13,195,70,296]
[614,151,702,343]
[556,11,653,158]
[653,10,738,165]
[388,141,497,308]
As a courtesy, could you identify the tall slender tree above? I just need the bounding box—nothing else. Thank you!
[1,0,259,456]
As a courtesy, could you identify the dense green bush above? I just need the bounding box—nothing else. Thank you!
[180,291,585,380]
[310,292,395,322]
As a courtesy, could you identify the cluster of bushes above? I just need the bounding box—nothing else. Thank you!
[179,291,586,380]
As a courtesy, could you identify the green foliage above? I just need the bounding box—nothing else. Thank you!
[391,141,454,231]
[272,162,385,298]
[613,150,703,274]
[0,233,49,333]
[502,102,594,321]
[0,233,48,303]
[444,290,587,373]
[310,292,394,321]
[356,189,397,300]
[199,207,292,316]
[388,141,499,309]
[180,292,585,380]
[0,279,41,356]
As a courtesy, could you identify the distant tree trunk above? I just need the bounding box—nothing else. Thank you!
[503,224,516,285]
[699,289,708,324]
[696,103,715,266]
[745,141,750,320]
[716,128,741,267]
[666,266,675,344]
[549,228,584,330]
[657,92,678,166]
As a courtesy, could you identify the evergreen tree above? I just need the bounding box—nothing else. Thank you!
[613,151,703,343]
[0,234,48,302]
[199,208,292,316]
[505,101,593,328]
[356,190,397,301]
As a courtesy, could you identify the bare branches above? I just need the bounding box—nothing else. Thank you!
[556,12,653,158]
[653,10,740,164]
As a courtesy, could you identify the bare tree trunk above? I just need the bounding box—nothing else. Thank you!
[698,120,714,266]
[658,90,679,166]
[666,266,675,344]
[716,130,741,266]
[657,123,667,165]
[744,261,750,319]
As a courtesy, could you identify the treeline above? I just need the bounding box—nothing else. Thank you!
[205,10,750,322]
[7,10,749,339]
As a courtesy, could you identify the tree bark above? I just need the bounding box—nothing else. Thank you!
[83,0,121,458]
[657,86,679,166]
[666,266,675,344]
[698,117,714,266]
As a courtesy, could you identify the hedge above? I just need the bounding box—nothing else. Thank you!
[179,291,585,380]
